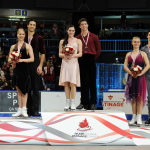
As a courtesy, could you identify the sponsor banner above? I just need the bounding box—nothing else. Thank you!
[41,111,135,145]
[0,91,41,112]
[103,92,148,114]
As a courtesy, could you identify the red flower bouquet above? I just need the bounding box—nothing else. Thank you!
[63,46,75,56]
[131,65,142,77]
[10,51,22,68]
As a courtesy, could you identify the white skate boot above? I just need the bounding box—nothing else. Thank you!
[22,107,28,118]
[70,99,76,111]
[12,107,22,118]
[137,114,142,125]
[64,99,70,111]
[129,114,137,125]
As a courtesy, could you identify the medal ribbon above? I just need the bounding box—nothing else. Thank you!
[28,35,33,45]
[81,32,89,47]
[18,41,24,53]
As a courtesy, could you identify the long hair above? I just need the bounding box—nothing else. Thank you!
[62,25,75,47]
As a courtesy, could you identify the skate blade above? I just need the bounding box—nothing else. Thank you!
[70,109,76,111]
[129,123,137,126]
[64,109,70,111]
[12,116,28,119]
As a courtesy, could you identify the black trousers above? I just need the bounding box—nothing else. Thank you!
[27,60,40,114]
[146,77,150,117]
[79,54,97,105]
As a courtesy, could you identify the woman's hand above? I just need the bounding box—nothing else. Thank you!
[137,72,143,77]
[64,55,69,61]
[18,59,23,63]
[68,54,75,60]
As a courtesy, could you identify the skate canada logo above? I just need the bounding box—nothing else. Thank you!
[72,118,97,138]
[77,118,92,131]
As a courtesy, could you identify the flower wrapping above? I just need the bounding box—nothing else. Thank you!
[63,46,75,56]
[10,51,22,68]
[131,65,142,77]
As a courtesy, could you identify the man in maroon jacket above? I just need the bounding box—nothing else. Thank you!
[25,19,46,116]
[76,18,101,111]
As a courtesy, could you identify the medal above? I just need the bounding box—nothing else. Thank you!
[81,32,89,52]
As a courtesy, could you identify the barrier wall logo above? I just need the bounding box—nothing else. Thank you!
[77,118,92,131]
[108,95,113,100]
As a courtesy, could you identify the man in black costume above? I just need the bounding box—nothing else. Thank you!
[25,19,46,116]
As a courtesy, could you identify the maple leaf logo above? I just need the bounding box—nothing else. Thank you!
[77,118,92,131]
[108,95,113,100]
[100,86,104,91]
[80,118,89,128]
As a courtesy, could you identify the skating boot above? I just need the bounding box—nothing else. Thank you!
[145,118,150,126]
[64,99,70,111]
[70,99,76,111]
[22,107,28,118]
[91,104,97,112]
[129,114,137,125]
[137,114,142,126]
[12,107,22,118]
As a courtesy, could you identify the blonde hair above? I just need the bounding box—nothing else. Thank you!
[132,36,141,42]
[17,28,25,34]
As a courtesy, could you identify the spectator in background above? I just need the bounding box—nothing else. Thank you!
[37,27,44,37]
[43,61,51,84]
[0,67,4,77]
[0,75,7,90]
[17,18,26,29]
[50,23,61,39]
[49,56,55,83]
[40,71,47,91]
[5,67,13,81]
[0,49,6,62]
[43,31,50,39]
[2,62,10,75]
[136,20,145,29]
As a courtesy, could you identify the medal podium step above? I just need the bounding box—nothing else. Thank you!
[0,110,150,146]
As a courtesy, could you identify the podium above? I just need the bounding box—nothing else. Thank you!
[0,110,149,145]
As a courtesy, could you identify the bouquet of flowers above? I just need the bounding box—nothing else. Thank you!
[63,46,75,56]
[10,51,22,68]
[131,65,142,77]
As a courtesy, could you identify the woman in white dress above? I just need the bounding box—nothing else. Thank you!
[59,25,82,111]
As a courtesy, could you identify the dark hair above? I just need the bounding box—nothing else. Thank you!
[62,25,75,47]
[146,30,150,36]
[27,19,36,25]
[78,18,88,26]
